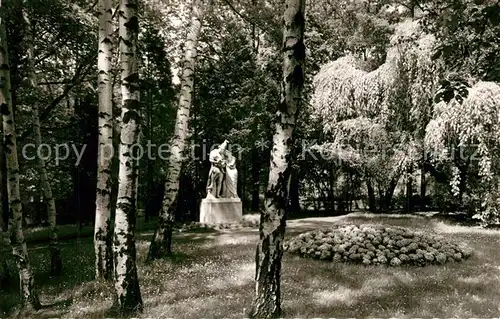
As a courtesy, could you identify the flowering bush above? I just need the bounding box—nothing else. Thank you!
[285,225,472,266]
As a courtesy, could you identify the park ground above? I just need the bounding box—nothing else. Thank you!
[1,213,500,318]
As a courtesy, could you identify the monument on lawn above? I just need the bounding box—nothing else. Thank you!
[200,140,243,223]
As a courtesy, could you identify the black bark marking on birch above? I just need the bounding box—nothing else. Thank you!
[124,72,139,85]
[4,136,14,148]
[125,2,138,10]
[122,38,132,47]
[286,65,304,88]
[0,103,9,115]
[122,109,140,124]
[102,37,113,45]
[292,40,306,61]
[293,10,305,29]
[277,101,288,114]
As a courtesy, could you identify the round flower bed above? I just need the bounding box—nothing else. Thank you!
[285,224,472,266]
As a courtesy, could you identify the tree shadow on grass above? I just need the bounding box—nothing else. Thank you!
[281,251,500,317]
[137,232,223,267]
[286,273,497,317]
[27,299,74,319]
[1,237,95,317]
[141,258,255,318]
[4,297,76,319]
[136,229,219,243]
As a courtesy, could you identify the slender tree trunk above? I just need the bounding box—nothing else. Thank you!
[110,72,122,225]
[94,0,114,280]
[0,137,9,285]
[145,88,153,222]
[33,105,62,275]
[113,0,143,313]
[366,179,376,212]
[251,0,256,51]
[135,132,141,209]
[251,149,261,211]
[251,0,305,317]
[242,161,247,203]
[0,185,4,233]
[347,172,352,212]
[328,167,336,212]
[383,176,399,211]
[289,170,301,214]
[406,171,413,213]
[148,0,209,260]
[0,140,6,232]
[0,16,40,310]
[22,1,62,276]
[420,166,426,211]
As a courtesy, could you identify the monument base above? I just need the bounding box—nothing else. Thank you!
[200,198,243,224]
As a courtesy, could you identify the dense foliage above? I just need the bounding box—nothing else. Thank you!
[310,20,442,212]
[1,0,499,229]
[426,81,500,225]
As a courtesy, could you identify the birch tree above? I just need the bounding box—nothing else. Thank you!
[0,139,5,232]
[22,0,62,276]
[251,0,305,317]
[148,0,209,260]
[94,0,114,280]
[0,138,7,280]
[113,0,143,312]
[0,7,40,310]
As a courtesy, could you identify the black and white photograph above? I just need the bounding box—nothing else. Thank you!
[0,0,499,317]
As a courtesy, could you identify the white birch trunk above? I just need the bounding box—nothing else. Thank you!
[251,0,306,317]
[94,0,114,280]
[148,0,209,260]
[22,0,62,277]
[0,10,41,310]
[0,139,5,232]
[113,0,143,313]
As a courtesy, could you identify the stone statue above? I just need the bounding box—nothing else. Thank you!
[206,141,226,198]
[200,140,242,223]
[206,140,238,199]
[223,151,238,198]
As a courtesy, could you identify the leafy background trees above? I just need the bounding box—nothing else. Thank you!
[0,0,497,240]
[1,0,500,316]
[1,0,498,250]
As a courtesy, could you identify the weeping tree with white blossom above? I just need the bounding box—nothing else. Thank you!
[310,20,443,212]
[425,81,500,226]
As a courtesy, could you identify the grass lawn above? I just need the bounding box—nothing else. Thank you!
[1,214,499,318]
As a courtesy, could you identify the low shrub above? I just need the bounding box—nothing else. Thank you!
[178,217,259,232]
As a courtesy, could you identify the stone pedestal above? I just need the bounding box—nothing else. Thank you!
[200,198,243,224]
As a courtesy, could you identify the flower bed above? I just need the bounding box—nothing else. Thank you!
[285,224,472,266]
